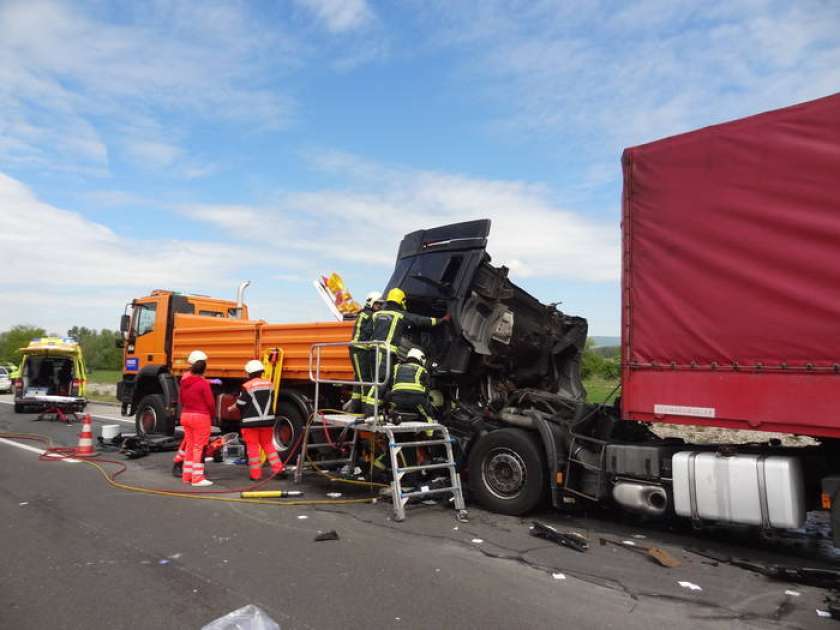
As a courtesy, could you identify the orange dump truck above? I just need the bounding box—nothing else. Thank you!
[116,286,353,451]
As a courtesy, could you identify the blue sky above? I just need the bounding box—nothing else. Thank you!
[1,0,839,335]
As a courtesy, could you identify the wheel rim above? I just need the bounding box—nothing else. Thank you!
[140,407,157,434]
[272,417,294,454]
[482,447,528,500]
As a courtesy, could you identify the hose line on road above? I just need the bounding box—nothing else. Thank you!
[0,432,379,507]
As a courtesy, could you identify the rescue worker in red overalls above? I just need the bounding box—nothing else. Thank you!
[178,350,215,487]
[228,359,285,481]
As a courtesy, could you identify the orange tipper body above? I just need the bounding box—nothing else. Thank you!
[118,288,354,431]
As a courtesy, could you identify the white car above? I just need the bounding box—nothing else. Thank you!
[0,367,11,393]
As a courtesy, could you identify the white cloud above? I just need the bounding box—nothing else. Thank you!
[182,151,620,282]
[0,0,295,176]
[424,0,840,160]
[294,0,374,33]
[0,172,306,332]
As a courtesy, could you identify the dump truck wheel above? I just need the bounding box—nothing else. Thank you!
[274,401,304,457]
[135,394,169,435]
[468,428,546,515]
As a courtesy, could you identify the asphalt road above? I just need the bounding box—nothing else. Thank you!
[0,396,838,630]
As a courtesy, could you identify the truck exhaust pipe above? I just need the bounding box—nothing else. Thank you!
[235,281,251,319]
[612,482,668,516]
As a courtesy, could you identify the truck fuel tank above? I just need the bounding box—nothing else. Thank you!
[673,452,806,529]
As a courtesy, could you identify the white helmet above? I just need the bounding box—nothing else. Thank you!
[365,291,383,307]
[406,348,426,365]
[245,359,264,375]
[187,350,207,365]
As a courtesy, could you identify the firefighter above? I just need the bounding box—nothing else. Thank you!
[385,348,435,423]
[228,359,285,481]
[348,291,383,413]
[178,350,215,487]
[363,287,449,415]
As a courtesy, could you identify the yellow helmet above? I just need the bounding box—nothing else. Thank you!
[386,287,406,307]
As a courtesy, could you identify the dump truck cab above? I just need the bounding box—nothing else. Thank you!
[13,337,87,413]
[118,289,247,419]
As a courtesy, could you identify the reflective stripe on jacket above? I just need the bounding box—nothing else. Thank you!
[371,302,438,355]
[236,377,274,427]
[350,307,374,348]
[391,361,429,395]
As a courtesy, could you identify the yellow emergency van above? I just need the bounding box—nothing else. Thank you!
[13,337,87,414]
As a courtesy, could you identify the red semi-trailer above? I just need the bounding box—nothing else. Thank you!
[621,92,840,439]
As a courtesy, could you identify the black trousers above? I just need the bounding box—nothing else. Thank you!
[349,345,372,410]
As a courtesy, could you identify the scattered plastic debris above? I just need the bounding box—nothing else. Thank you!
[168,553,183,560]
[817,610,831,618]
[632,534,647,540]
[422,500,437,505]
[159,559,170,565]
[297,515,308,520]
[421,485,430,493]
[552,573,567,580]
[18,502,28,506]
[326,492,343,498]
[452,526,459,531]
[314,530,340,542]
[471,538,484,544]
[678,581,702,591]
[530,521,589,552]
[202,604,280,630]
[785,590,801,597]
[435,568,440,573]
[622,540,637,546]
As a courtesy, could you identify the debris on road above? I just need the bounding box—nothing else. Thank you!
[471,538,484,544]
[297,515,308,520]
[600,537,681,568]
[552,573,567,580]
[326,492,342,498]
[313,530,339,542]
[678,581,703,591]
[529,521,589,552]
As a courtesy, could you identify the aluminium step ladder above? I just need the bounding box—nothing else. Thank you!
[295,341,468,522]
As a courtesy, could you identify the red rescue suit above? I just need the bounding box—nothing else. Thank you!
[178,373,215,484]
[236,376,285,480]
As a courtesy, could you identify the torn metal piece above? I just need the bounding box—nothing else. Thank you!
[530,521,589,552]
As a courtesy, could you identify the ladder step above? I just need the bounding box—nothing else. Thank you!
[304,442,352,450]
[396,462,453,474]
[401,486,456,499]
[391,439,450,448]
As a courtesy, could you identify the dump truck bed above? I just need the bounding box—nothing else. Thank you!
[621,92,840,438]
[171,314,354,382]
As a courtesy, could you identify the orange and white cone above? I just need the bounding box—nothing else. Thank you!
[75,414,95,457]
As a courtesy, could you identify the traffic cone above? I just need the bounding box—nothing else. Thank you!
[75,414,95,457]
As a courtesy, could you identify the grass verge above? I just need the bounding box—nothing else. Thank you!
[88,369,122,384]
[583,376,620,404]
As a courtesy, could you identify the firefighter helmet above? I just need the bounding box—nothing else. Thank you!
[406,348,426,365]
[386,287,406,307]
[365,291,383,306]
[245,359,264,375]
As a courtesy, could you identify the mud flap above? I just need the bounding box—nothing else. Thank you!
[525,411,565,509]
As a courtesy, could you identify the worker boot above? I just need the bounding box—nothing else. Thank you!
[171,461,183,478]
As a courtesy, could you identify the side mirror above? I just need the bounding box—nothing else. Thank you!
[120,314,130,334]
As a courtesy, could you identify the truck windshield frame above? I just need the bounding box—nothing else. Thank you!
[132,302,157,337]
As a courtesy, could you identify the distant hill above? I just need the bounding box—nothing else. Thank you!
[589,336,620,348]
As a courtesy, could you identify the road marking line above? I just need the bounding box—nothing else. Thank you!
[0,437,79,463]
[0,400,134,425]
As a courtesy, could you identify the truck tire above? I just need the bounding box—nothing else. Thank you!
[274,401,306,460]
[135,394,172,436]
[468,428,547,515]
[14,403,24,413]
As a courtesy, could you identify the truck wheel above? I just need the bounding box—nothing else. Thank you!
[468,428,547,515]
[135,394,171,435]
[14,403,24,413]
[274,401,305,459]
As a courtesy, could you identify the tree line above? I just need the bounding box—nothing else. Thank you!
[0,325,122,371]
[581,341,620,380]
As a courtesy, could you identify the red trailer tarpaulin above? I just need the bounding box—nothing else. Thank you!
[621,93,840,437]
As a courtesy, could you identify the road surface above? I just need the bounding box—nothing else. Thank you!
[0,396,836,629]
